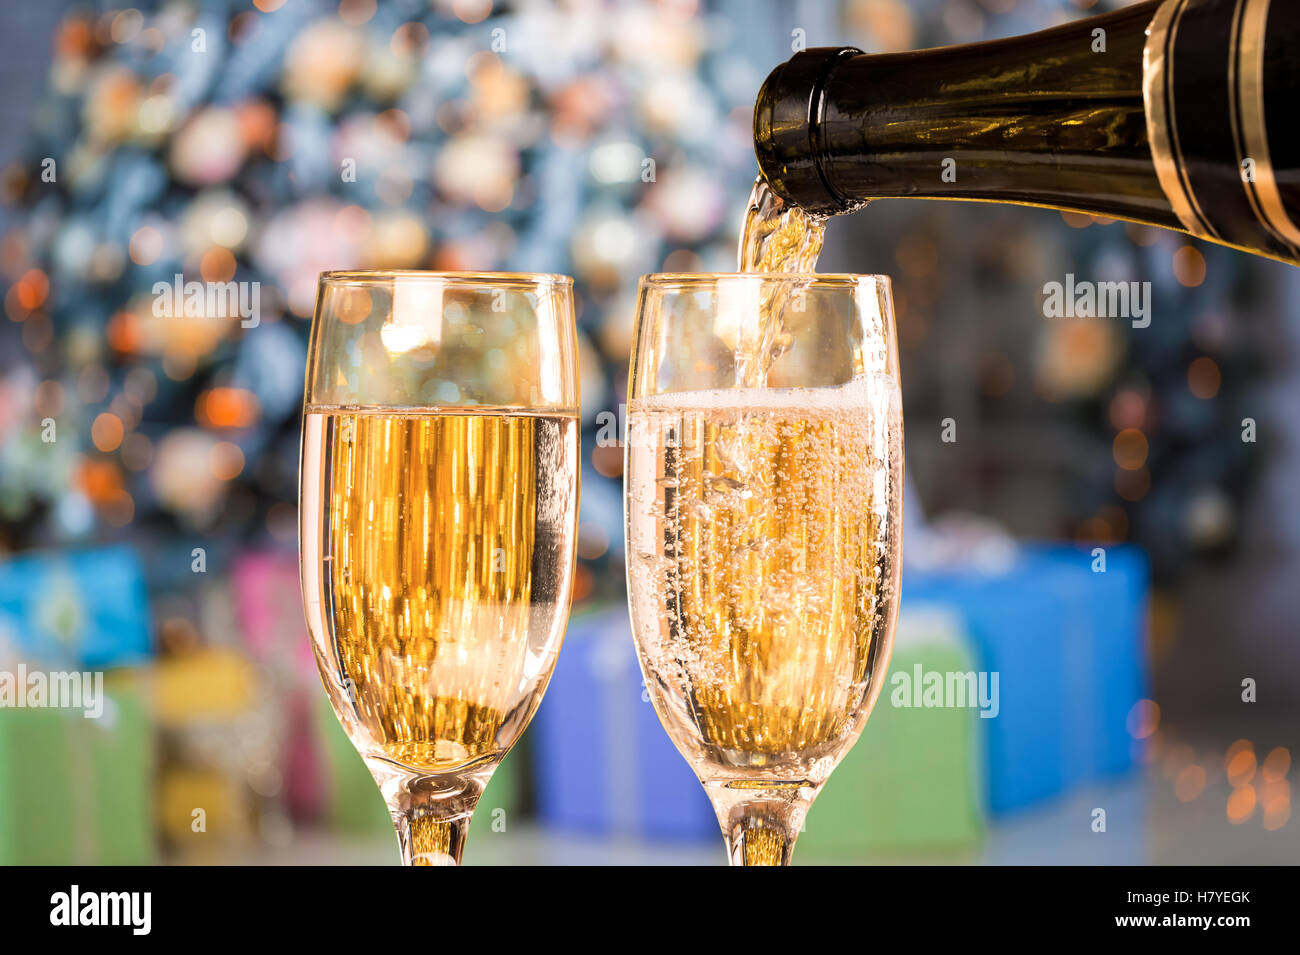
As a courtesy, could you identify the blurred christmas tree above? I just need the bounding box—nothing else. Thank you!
[0,0,764,601]
[0,0,1276,594]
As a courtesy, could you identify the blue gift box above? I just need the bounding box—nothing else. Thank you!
[1029,546,1149,785]
[0,546,153,668]
[902,543,1149,815]
[531,605,716,841]
[536,543,1147,832]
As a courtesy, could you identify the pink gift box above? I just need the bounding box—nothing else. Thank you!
[231,550,315,678]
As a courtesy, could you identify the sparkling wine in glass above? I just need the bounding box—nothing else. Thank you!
[300,271,579,865]
[625,273,903,865]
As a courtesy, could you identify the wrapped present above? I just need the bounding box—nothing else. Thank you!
[531,605,716,841]
[313,695,397,839]
[466,742,524,848]
[1035,546,1149,783]
[282,694,327,824]
[148,648,285,858]
[153,647,257,726]
[0,680,154,864]
[231,551,324,822]
[0,706,77,864]
[88,680,154,864]
[0,546,152,668]
[230,551,317,679]
[158,766,253,856]
[902,543,1149,815]
[903,562,1068,814]
[799,605,985,859]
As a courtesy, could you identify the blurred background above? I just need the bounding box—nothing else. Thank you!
[0,0,1295,865]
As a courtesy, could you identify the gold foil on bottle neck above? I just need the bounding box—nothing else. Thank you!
[1143,0,1219,240]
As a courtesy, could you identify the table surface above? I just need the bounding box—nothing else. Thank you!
[234,763,1295,865]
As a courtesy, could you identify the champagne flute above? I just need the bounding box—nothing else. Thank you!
[300,271,579,865]
[624,273,903,865]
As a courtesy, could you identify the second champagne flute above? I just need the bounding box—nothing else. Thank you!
[624,272,904,865]
[300,271,580,865]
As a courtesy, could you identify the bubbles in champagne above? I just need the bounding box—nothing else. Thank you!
[300,408,579,775]
[626,177,900,789]
[626,376,903,782]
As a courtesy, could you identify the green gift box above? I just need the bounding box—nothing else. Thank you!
[88,683,154,864]
[0,705,77,864]
[799,606,985,861]
[0,679,154,865]
[314,697,522,843]
[465,741,524,851]
[314,698,393,838]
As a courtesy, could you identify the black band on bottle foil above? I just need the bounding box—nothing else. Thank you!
[1147,0,1300,260]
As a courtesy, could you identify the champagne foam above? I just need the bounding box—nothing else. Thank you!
[630,374,888,414]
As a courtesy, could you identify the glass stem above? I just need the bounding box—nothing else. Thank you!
[368,760,492,867]
[394,807,472,867]
[706,781,816,867]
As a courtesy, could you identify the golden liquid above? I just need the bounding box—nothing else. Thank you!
[626,379,901,783]
[300,408,578,775]
[737,176,827,276]
[732,176,832,388]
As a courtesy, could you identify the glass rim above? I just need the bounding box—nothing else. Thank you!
[318,269,574,287]
[639,272,891,289]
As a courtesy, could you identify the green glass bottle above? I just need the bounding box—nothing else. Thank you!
[754,0,1300,266]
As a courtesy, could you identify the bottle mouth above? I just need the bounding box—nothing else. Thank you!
[752,46,863,217]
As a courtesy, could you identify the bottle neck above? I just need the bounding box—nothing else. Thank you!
[754,0,1300,265]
